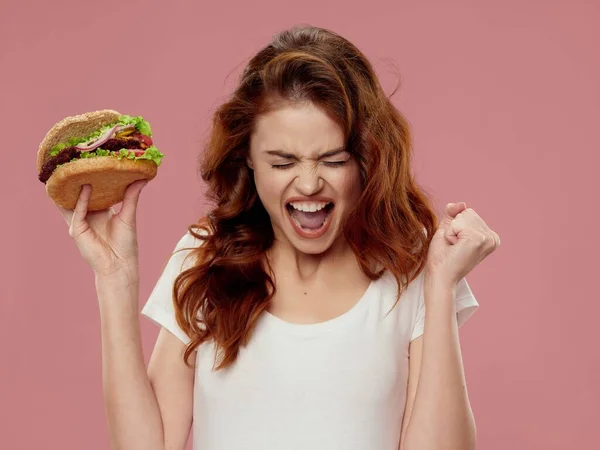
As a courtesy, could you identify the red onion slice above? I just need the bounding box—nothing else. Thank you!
[75,125,119,151]
[74,123,138,152]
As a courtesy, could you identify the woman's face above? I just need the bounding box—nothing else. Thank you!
[248,101,362,255]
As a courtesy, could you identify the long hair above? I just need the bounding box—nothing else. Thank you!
[172,25,438,370]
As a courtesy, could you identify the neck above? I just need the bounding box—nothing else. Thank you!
[267,233,359,283]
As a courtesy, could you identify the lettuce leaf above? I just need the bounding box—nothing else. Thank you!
[72,146,164,166]
[116,115,152,137]
[49,114,154,156]
[50,143,68,155]
[134,146,163,165]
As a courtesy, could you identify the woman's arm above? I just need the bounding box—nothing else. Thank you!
[399,275,477,450]
[97,274,194,450]
[147,328,195,449]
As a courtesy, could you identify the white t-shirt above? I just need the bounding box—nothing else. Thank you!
[141,230,479,450]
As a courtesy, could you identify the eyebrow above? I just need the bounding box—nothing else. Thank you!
[265,147,347,160]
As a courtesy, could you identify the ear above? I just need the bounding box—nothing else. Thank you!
[246,156,254,170]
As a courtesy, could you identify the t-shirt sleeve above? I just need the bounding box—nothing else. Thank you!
[410,273,479,342]
[140,229,206,345]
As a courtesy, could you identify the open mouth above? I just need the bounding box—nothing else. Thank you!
[285,201,335,232]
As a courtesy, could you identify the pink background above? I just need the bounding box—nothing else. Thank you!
[1,0,598,449]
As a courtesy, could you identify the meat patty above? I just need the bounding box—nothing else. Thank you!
[101,132,153,152]
[38,146,80,183]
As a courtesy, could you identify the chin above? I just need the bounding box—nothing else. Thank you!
[283,215,343,256]
[288,236,337,255]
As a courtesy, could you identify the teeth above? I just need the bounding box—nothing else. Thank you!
[289,202,330,212]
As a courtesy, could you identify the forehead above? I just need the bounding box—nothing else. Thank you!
[250,102,344,157]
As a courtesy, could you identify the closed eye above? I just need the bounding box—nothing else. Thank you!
[271,161,348,170]
[323,161,348,167]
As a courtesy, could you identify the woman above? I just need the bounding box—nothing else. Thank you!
[58,25,499,450]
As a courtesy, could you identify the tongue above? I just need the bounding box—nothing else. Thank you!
[291,209,327,229]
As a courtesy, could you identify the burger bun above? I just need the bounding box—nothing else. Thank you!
[47,157,157,211]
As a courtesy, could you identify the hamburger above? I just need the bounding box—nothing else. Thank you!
[37,109,164,211]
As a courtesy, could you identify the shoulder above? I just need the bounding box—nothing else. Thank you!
[373,269,424,316]
[378,268,424,299]
[174,225,210,251]
[162,224,211,274]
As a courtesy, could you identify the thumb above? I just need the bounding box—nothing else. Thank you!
[436,202,467,243]
[118,179,148,227]
[439,202,466,228]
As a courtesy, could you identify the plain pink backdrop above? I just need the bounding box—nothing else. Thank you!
[1,0,598,449]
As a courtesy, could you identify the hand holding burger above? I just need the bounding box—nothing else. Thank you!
[39,109,164,278]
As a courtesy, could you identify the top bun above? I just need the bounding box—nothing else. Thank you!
[36,109,122,174]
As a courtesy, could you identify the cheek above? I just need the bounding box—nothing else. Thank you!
[253,169,289,210]
[334,166,362,202]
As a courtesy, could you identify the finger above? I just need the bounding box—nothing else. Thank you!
[118,180,148,227]
[444,229,458,245]
[56,204,74,226]
[439,202,467,230]
[70,185,91,235]
[444,219,459,244]
[445,209,469,244]
[445,202,467,216]
[491,230,501,248]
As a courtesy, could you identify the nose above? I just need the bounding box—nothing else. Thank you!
[294,167,324,196]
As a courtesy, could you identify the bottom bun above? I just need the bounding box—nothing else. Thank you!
[46,156,158,211]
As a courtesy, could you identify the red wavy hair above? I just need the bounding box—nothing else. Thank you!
[172,25,438,370]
